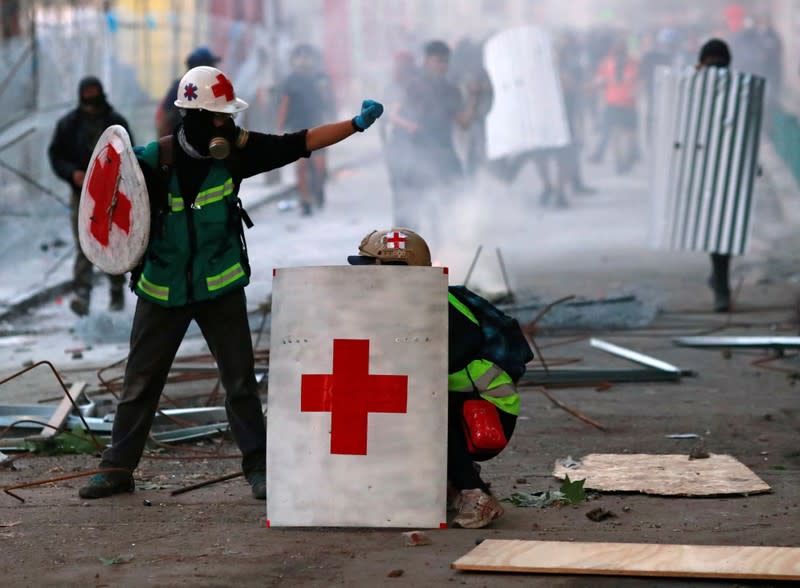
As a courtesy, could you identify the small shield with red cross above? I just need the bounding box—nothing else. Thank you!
[78,125,149,275]
[266,266,449,527]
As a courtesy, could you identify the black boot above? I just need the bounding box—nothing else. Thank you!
[69,288,90,317]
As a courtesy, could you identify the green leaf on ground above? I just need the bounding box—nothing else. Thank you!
[503,476,589,508]
[560,475,587,504]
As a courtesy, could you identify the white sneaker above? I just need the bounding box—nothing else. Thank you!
[452,488,504,529]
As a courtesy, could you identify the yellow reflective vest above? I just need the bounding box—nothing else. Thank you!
[447,292,520,416]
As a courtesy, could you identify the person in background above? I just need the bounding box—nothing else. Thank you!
[592,40,640,175]
[48,76,134,316]
[275,43,336,217]
[696,38,735,312]
[348,227,532,528]
[77,65,383,501]
[155,46,221,139]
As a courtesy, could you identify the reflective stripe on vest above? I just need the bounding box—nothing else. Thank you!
[448,358,520,416]
[168,179,234,212]
[137,273,169,302]
[194,178,234,208]
[206,262,246,292]
[448,293,520,416]
[169,195,184,212]
[448,292,478,325]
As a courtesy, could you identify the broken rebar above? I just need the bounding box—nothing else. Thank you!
[2,467,130,503]
[533,386,608,432]
[170,471,243,496]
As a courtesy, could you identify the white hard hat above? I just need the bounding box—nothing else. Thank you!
[174,66,248,113]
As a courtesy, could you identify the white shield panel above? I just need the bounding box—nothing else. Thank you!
[483,25,571,160]
[79,124,150,275]
[650,67,765,255]
[267,266,449,527]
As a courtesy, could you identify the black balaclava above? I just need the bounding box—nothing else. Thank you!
[78,76,108,111]
[181,109,238,157]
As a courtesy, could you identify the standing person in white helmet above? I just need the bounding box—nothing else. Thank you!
[79,65,384,501]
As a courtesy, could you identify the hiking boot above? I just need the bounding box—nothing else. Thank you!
[109,289,125,312]
[78,470,134,499]
[451,488,504,529]
[69,294,90,317]
[246,470,266,500]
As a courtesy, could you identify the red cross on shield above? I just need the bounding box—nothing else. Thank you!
[78,125,150,275]
[301,339,408,455]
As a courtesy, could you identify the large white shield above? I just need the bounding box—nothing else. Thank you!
[650,67,765,255]
[79,125,150,275]
[483,25,571,160]
[267,266,448,528]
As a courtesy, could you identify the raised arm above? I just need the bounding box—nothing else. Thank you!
[306,99,384,151]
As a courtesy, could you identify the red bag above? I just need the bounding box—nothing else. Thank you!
[462,399,508,455]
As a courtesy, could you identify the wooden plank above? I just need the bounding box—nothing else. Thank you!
[452,540,800,580]
[552,453,770,496]
[38,381,86,439]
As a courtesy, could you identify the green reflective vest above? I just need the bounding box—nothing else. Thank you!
[134,141,248,307]
[447,292,520,416]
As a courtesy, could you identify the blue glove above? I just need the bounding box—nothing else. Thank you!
[352,99,384,131]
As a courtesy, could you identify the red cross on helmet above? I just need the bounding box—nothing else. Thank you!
[174,66,248,114]
[355,227,432,266]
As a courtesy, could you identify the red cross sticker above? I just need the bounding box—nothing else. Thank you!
[86,145,132,246]
[301,339,408,455]
[211,73,235,102]
[384,231,407,249]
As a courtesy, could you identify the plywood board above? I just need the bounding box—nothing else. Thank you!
[552,453,769,496]
[38,381,86,439]
[452,540,800,580]
[267,266,448,527]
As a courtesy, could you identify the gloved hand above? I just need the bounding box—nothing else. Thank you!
[352,99,384,131]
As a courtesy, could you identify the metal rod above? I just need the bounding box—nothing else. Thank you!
[2,468,130,503]
[0,361,103,450]
[0,158,68,207]
[0,127,35,153]
[534,387,607,431]
[518,368,681,386]
[170,471,243,496]
[590,338,683,374]
[495,247,514,300]
[673,336,800,349]
[463,244,483,288]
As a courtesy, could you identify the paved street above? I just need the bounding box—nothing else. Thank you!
[1,132,799,586]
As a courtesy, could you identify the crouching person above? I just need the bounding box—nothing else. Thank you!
[347,228,533,528]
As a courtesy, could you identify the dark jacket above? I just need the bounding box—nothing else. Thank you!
[48,104,133,191]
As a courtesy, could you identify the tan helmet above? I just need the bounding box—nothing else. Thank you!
[349,228,432,266]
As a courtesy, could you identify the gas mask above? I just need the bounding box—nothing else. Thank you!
[182,109,247,159]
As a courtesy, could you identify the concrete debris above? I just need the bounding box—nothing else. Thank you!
[402,531,433,547]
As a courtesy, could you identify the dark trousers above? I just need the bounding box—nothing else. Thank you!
[447,392,516,493]
[101,288,266,475]
[710,253,731,295]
